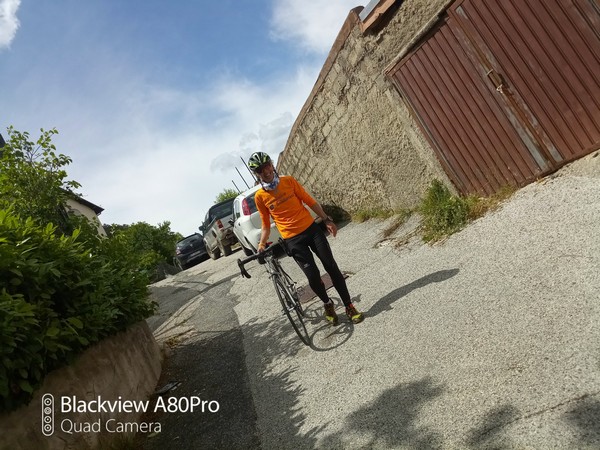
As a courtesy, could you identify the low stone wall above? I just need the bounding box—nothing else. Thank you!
[278,0,456,214]
[0,321,161,450]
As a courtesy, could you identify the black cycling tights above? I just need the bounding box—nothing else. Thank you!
[285,222,351,306]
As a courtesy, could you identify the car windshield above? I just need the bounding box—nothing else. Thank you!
[177,235,200,248]
[210,200,233,219]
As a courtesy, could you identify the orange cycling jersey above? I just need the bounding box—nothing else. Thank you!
[255,176,317,239]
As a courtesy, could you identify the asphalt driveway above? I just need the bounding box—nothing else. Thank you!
[143,150,600,449]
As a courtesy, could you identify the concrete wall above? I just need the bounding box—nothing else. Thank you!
[0,321,161,450]
[278,0,456,214]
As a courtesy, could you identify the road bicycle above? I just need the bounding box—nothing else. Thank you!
[237,240,310,345]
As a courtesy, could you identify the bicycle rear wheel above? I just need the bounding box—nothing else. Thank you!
[273,275,310,345]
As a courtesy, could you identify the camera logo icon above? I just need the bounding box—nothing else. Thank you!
[42,394,54,436]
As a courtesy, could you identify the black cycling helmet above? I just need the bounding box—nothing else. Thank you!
[248,152,272,172]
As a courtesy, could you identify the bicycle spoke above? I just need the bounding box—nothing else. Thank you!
[273,275,310,345]
[279,267,304,316]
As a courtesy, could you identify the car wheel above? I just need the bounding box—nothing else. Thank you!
[173,258,183,272]
[204,240,218,260]
[219,241,232,256]
[209,246,221,260]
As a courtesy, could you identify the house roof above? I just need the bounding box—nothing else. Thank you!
[63,190,104,215]
[73,196,104,215]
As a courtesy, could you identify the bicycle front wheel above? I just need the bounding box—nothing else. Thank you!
[273,275,310,345]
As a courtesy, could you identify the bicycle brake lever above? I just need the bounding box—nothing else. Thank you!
[237,259,252,279]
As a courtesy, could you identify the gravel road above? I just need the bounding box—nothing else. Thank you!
[144,150,600,449]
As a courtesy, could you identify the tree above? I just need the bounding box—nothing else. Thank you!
[0,128,160,411]
[0,127,81,230]
[0,126,181,280]
[215,188,239,203]
[105,221,183,281]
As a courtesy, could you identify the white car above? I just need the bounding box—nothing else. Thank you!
[231,185,318,256]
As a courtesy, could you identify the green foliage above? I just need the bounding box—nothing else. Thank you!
[104,222,183,282]
[466,185,517,221]
[0,208,156,412]
[419,180,517,242]
[419,180,472,242]
[0,127,80,230]
[215,188,239,203]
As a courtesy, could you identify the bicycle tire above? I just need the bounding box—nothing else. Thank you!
[272,275,310,345]
[279,267,304,317]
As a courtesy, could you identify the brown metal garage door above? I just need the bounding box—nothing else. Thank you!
[388,0,600,196]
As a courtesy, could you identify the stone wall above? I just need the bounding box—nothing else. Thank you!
[0,321,161,450]
[278,0,456,214]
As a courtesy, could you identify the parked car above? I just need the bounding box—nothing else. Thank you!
[200,197,237,260]
[173,233,208,270]
[231,186,277,256]
[230,185,319,256]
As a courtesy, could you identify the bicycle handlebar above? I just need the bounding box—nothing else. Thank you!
[237,239,290,279]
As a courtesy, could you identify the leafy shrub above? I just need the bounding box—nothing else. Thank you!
[0,209,156,412]
[419,180,517,242]
[419,180,472,242]
[104,222,183,283]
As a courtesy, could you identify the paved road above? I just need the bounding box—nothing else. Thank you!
[141,152,600,449]
[139,270,260,450]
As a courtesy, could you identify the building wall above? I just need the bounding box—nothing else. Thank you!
[278,0,455,214]
[65,198,107,237]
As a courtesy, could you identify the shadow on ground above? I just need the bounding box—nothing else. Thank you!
[137,275,326,449]
[318,378,446,449]
[367,269,459,318]
[564,396,600,447]
[136,265,599,449]
[464,396,600,448]
[466,404,520,449]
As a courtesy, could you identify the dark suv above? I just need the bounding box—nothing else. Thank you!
[174,233,208,270]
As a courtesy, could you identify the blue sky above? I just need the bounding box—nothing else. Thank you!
[0,0,361,235]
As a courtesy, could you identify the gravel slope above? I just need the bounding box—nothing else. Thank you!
[229,151,600,449]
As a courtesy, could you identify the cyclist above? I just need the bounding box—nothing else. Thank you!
[248,151,364,325]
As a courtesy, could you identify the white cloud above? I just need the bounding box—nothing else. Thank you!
[2,2,359,235]
[59,64,320,235]
[0,0,21,49]
[259,111,294,154]
[270,0,362,54]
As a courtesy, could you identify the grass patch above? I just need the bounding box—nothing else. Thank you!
[352,208,396,223]
[467,185,516,220]
[419,180,516,242]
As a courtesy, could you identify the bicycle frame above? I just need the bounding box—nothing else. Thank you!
[237,240,310,345]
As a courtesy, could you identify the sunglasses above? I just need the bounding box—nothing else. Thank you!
[256,162,272,174]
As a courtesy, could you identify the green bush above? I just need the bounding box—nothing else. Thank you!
[419,180,472,242]
[419,180,517,242]
[0,209,156,412]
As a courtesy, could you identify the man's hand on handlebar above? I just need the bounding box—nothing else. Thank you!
[257,242,271,264]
